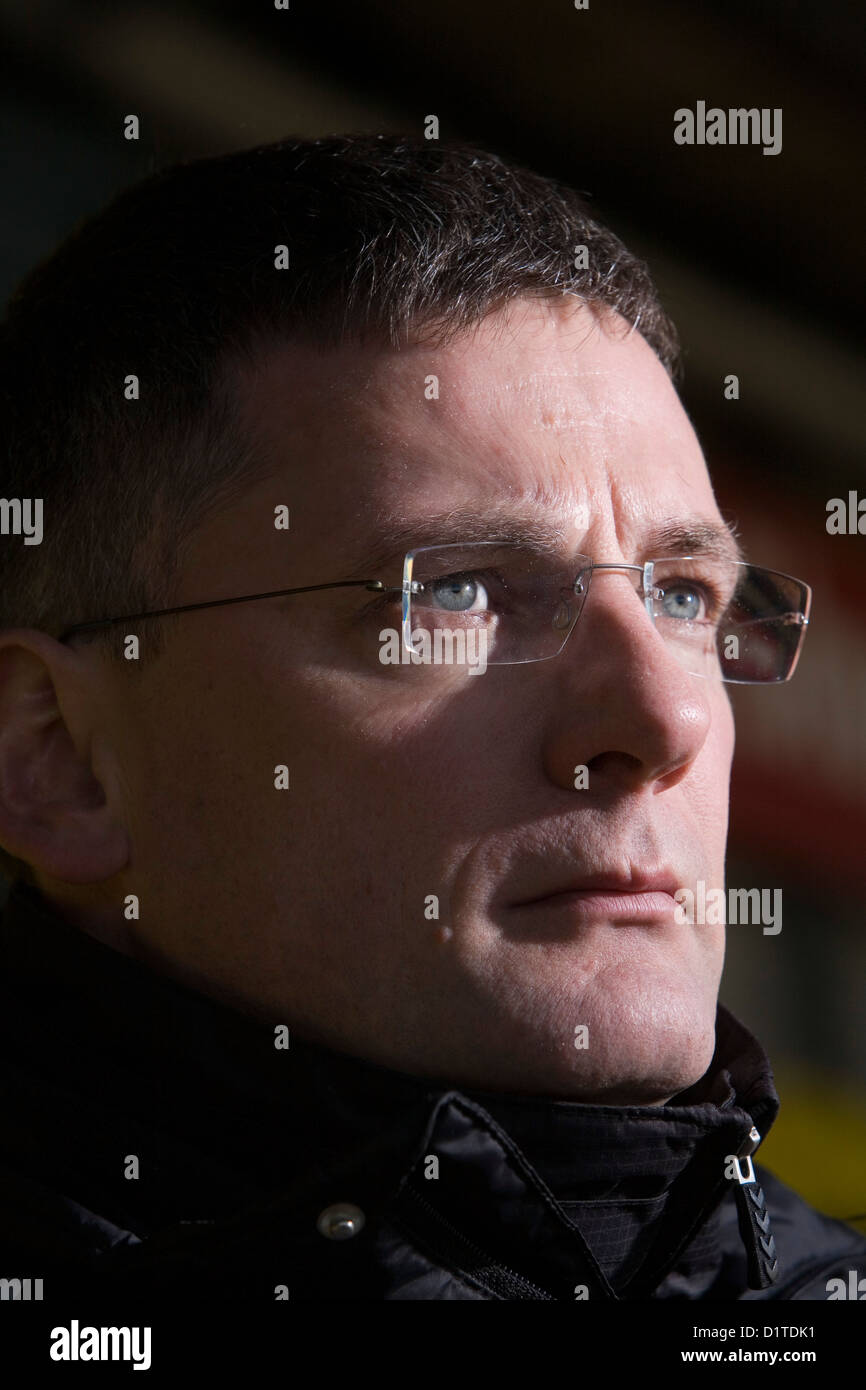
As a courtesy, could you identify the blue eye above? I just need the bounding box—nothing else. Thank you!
[660,585,704,621]
[429,574,490,612]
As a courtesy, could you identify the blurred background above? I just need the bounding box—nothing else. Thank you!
[1,0,864,1220]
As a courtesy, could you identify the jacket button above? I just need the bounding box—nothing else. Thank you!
[316,1203,366,1240]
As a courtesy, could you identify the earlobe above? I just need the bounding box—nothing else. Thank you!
[0,632,130,884]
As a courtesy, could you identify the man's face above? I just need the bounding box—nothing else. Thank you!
[86,298,736,1103]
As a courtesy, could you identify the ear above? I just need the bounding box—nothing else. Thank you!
[0,631,130,883]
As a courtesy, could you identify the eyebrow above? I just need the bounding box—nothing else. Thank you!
[342,510,572,577]
[642,519,744,565]
[344,509,744,577]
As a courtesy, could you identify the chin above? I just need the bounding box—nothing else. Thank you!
[548,1010,719,1104]
[444,947,723,1100]
[483,985,721,1104]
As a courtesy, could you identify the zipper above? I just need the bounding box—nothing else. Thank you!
[395,1183,558,1300]
[730,1125,780,1289]
[731,1123,761,1183]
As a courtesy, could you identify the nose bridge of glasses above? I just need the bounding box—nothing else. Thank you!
[569,563,671,660]
[575,561,651,607]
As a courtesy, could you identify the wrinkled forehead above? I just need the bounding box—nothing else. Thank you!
[227,299,726,571]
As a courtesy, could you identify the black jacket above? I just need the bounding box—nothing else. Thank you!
[0,882,863,1302]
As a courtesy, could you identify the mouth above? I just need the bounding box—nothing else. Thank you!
[509,872,682,925]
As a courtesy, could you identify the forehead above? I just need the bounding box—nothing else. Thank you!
[226,298,725,573]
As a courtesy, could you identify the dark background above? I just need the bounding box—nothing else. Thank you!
[2,0,864,1218]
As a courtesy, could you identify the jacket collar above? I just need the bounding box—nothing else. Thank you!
[0,881,780,1294]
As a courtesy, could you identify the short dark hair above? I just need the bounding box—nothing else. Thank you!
[0,132,680,880]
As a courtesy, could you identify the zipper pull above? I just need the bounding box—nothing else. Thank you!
[731,1124,761,1184]
[729,1125,779,1289]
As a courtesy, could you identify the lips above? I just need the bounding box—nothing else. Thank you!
[510,870,681,910]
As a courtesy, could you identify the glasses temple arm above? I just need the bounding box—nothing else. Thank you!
[58,579,385,642]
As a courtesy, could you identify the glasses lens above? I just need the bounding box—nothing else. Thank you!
[401,547,810,682]
[716,563,811,683]
[648,559,810,683]
[404,543,592,666]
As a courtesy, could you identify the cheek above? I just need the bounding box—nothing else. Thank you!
[278,659,495,773]
[704,685,736,779]
[719,696,736,774]
[676,691,734,853]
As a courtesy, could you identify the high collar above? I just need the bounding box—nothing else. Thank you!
[0,882,780,1294]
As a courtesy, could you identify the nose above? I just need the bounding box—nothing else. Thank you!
[540,567,716,796]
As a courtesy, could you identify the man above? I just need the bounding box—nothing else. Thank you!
[0,133,862,1303]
